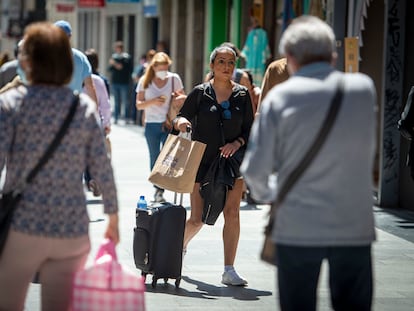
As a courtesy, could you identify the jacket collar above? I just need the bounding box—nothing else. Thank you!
[203,82,248,103]
[294,62,334,79]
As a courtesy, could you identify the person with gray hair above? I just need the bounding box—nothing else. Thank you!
[241,15,376,310]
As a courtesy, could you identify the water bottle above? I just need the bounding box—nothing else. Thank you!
[137,195,148,211]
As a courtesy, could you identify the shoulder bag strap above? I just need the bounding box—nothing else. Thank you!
[168,75,177,108]
[267,77,345,227]
[166,76,176,126]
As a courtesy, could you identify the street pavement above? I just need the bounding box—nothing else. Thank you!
[25,123,414,310]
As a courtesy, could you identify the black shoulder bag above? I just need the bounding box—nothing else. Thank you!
[0,93,79,258]
[261,77,345,265]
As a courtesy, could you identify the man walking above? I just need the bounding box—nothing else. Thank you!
[241,16,376,311]
[54,20,97,105]
[108,41,133,124]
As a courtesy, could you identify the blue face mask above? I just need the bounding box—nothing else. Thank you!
[17,60,27,84]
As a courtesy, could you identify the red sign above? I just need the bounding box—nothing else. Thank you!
[56,4,75,12]
[78,0,105,7]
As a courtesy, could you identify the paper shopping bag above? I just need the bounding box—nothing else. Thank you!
[72,239,146,311]
[148,134,206,193]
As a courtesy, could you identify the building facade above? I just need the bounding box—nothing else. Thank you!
[1,0,413,210]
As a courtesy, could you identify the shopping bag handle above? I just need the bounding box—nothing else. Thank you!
[94,239,118,263]
[178,125,192,140]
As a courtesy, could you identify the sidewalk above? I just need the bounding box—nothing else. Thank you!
[25,124,414,310]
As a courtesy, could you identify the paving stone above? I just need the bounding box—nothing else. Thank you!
[24,124,414,311]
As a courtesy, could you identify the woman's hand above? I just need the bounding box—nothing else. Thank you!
[136,92,166,109]
[219,141,241,158]
[104,213,120,245]
[153,96,167,106]
[172,92,187,108]
[175,117,192,133]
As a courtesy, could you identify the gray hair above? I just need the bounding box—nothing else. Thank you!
[209,46,236,64]
[279,15,336,66]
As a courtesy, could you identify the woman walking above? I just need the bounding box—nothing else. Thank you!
[135,52,186,203]
[174,46,254,285]
[0,22,119,310]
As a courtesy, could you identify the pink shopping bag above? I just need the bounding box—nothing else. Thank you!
[72,239,145,311]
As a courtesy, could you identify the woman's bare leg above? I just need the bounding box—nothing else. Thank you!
[183,182,204,249]
[222,179,244,265]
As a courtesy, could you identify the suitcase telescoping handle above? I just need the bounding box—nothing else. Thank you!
[173,125,190,205]
[174,192,184,206]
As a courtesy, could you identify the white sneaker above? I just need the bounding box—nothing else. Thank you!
[221,269,248,286]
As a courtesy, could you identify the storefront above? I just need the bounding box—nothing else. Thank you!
[47,0,145,76]
[2,0,412,210]
[262,0,411,210]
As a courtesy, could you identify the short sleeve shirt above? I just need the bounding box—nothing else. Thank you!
[136,72,184,123]
[68,48,92,92]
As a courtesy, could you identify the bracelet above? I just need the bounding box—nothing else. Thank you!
[236,137,244,146]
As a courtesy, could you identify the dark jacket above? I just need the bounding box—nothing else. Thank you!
[177,82,253,168]
[108,52,132,85]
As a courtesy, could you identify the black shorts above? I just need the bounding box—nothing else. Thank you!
[195,163,210,183]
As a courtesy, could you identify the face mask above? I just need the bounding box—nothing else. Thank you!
[155,70,168,80]
[17,60,27,84]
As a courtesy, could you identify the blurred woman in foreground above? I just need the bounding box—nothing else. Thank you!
[0,22,119,310]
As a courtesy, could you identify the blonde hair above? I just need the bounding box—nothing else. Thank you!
[141,52,172,89]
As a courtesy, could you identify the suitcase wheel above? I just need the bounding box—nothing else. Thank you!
[151,276,157,288]
[164,278,168,284]
[141,271,147,282]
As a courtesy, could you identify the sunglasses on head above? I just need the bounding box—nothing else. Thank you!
[220,100,231,120]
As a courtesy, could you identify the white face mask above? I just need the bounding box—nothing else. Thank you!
[155,70,168,80]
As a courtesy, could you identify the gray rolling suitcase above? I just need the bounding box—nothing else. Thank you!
[133,193,186,288]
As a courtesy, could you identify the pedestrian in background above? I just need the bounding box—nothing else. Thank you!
[84,48,113,196]
[135,52,186,203]
[85,48,110,97]
[241,58,288,204]
[0,41,21,90]
[84,49,111,138]
[134,49,156,83]
[0,22,119,310]
[244,69,261,115]
[108,41,133,124]
[155,40,170,55]
[133,49,156,126]
[241,15,376,311]
[174,46,254,286]
[54,20,98,106]
[257,57,289,114]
